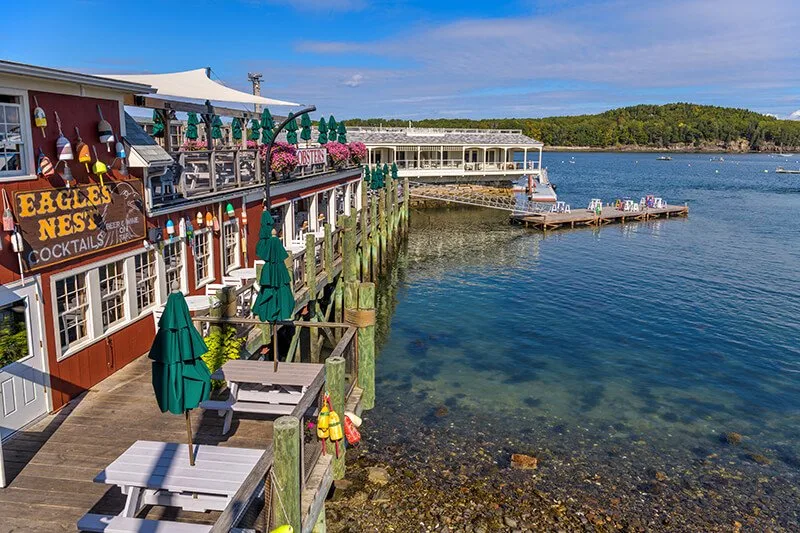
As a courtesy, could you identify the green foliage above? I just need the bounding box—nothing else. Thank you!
[0,311,28,368]
[347,103,800,150]
[202,326,243,389]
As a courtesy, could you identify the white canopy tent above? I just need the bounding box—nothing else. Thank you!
[101,68,299,107]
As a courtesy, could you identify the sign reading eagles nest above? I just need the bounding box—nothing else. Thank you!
[14,180,146,271]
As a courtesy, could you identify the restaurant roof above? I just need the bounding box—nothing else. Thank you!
[123,113,173,168]
[0,60,155,94]
[346,127,543,147]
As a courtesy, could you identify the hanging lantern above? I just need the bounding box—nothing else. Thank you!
[212,215,220,232]
[226,203,235,218]
[196,212,203,226]
[33,96,47,137]
[178,217,186,238]
[165,219,175,236]
[205,212,213,228]
[59,162,75,188]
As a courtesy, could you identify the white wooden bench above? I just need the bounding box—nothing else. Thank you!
[79,514,212,532]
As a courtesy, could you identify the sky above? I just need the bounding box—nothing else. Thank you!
[4,0,800,120]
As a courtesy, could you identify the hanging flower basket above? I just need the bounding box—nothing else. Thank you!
[348,142,367,165]
[326,141,350,169]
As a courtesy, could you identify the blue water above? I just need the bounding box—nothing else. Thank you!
[371,153,800,519]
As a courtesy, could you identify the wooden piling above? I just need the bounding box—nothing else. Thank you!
[323,223,333,283]
[360,181,370,282]
[272,416,302,531]
[325,356,346,479]
[333,280,343,342]
[358,282,376,410]
[378,189,387,270]
[344,215,358,283]
[403,177,410,234]
[306,233,319,362]
[370,192,378,280]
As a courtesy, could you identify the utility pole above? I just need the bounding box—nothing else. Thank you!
[248,72,263,113]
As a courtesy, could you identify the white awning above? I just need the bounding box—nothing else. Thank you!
[100,68,299,107]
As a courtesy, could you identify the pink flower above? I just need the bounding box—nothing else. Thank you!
[326,141,350,167]
[348,142,367,164]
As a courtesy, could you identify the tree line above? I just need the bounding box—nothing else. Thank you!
[347,103,800,151]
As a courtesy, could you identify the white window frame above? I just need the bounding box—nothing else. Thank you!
[158,237,187,297]
[50,248,168,361]
[193,228,214,289]
[98,259,127,331]
[54,272,91,355]
[221,218,241,274]
[133,250,158,314]
[0,87,35,181]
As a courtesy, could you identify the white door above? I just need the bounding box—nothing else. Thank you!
[0,280,49,441]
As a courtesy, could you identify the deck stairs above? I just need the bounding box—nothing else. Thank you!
[406,181,550,216]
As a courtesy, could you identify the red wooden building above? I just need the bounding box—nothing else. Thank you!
[0,61,362,439]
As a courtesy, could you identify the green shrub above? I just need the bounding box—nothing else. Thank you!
[202,326,243,389]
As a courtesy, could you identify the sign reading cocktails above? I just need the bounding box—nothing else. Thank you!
[13,180,146,270]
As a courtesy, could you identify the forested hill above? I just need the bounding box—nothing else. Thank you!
[347,104,800,151]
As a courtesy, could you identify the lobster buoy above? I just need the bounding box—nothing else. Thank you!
[317,402,330,456]
[59,162,75,188]
[97,105,115,151]
[344,411,362,428]
[75,126,91,172]
[205,212,213,228]
[91,146,108,187]
[186,220,194,240]
[212,215,220,232]
[344,415,361,446]
[328,409,343,457]
[270,526,293,533]
[33,96,47,137]
[37,148,54,178]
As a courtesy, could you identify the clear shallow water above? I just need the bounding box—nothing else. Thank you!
[375,152,800,473]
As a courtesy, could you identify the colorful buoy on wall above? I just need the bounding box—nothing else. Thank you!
[205,212,213,228]
[165,219,175,236]
[32,96,47,137]
[226,203,235,217]
[37,148,54,178]
[196,212,203,226]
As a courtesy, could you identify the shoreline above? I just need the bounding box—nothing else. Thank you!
[544,146,797,154]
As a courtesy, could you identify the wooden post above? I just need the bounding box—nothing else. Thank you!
[358,282,376,410]
[386,178,395,256]
[370,193,378,280]
[333,280,343,342]
[344,215,358,283]
[325,356,346,480]
[312,508,327,533]
[378,189,387,270]
[403,177,410,234]
[305,233,319,362]
[273,416,302,532]
[360,181,370,282]
[323,223,333,283]
[285,251,294,293]
[393,179,400,236]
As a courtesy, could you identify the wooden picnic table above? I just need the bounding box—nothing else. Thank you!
[202,361,325,435]
[93,440,266,517]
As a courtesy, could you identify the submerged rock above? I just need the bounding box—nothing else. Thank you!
[746,452,772,465]
[367,466,391,485]
[724,432,742,445]
[511,453,538,470]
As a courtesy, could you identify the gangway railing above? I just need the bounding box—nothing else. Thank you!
[407,181,550,216]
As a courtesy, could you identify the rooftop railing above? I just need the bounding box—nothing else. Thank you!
[348,126,524,135]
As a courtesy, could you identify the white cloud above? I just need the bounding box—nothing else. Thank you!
[788,110,800,121]
[343,73,364,87]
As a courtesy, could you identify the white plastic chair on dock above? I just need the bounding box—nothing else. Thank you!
[623,200,636,212]
[654,198,666,208]
[632,203,640,212]
[564,204,571,213]
[587,199,602,212]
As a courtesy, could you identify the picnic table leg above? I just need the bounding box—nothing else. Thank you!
[121,486,143,517]
[223,382,239,435]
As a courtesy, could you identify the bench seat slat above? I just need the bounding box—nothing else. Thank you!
[78,514,211,533]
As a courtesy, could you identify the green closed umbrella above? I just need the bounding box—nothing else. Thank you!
[371,166,383,189]
[327,116,337,140]
[382,163,389,181]
[151,109,164,138]
[252,211,295,371]
[285,113,298,145]
[300,113,312,146]
[261,108,275,144]
[186,112,199,141]
[149,291,211,465]
[249,119,260,141]
[337,121,347,143]
[391,162,398,179]
[363,165,371,187]
[211,115,223,141]
[317,118,328,145]
[231,118,243,141]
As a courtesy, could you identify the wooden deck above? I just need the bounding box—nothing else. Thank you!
[0,355,280,533]
[512,204,689,231]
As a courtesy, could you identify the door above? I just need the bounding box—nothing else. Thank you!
[0,281,49,441]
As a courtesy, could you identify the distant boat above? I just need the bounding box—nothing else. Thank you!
[656,156,672,161]
[775,167,800,174]
[778,153,794,157]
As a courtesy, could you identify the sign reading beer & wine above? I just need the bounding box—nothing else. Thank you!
[13,180,146,270]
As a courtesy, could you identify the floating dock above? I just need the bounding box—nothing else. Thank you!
[512,204,689,231]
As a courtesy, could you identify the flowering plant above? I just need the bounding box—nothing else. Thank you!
[246,140,259,149]
[326,141,350,168]
[180,140,208,151]
[348,142,367,165]
[260,141,298,173]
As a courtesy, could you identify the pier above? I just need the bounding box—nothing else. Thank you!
[511,204,689,231]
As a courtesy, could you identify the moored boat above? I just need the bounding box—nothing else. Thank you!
[656,156,672,161]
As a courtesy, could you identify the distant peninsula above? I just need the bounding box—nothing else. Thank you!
[348,103,800,153]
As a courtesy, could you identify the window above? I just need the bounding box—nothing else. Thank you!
[163,241,185,292]
[0,300,29,368]
[194,229,213,287]
[222,219,240,273]
[56,274,89,352]
[0,94,27,178]
[98,260,126,329]
[134,251,157,312]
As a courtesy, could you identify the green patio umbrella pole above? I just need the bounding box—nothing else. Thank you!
[149,287,212,466]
